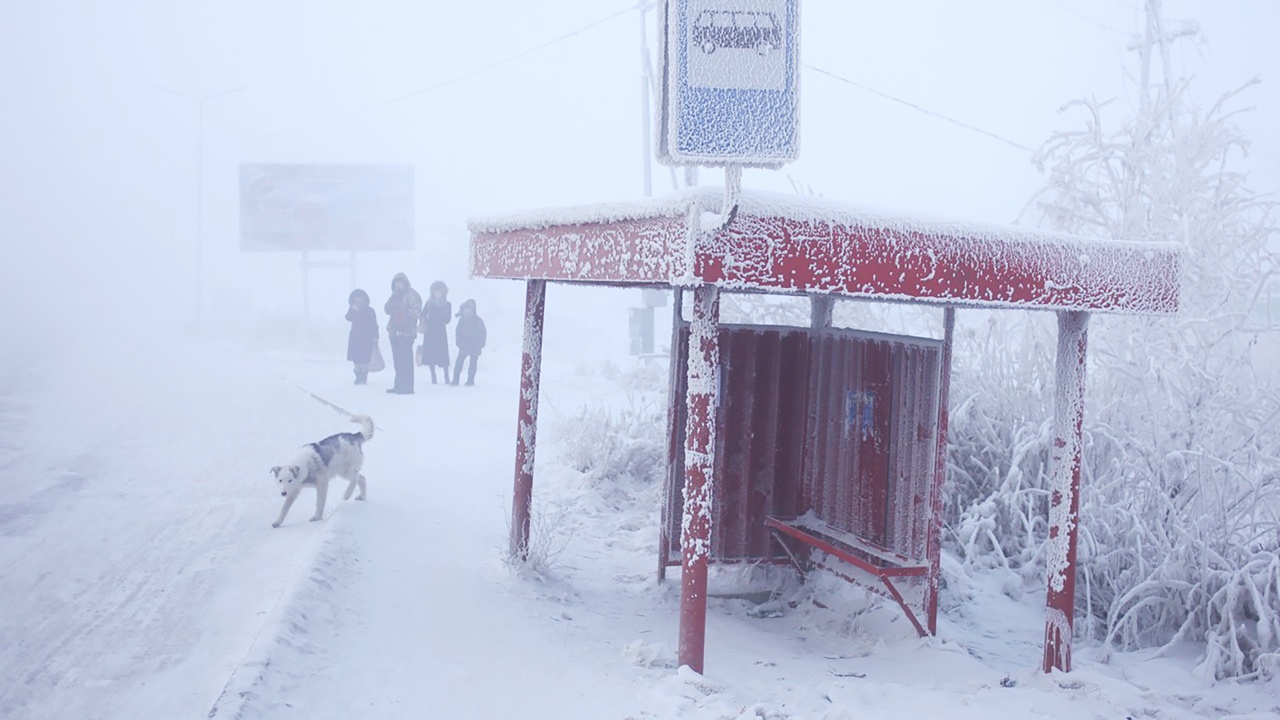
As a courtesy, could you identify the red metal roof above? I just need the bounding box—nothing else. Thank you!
[469,189,1181,314]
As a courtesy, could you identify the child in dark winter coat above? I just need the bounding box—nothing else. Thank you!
[450,299,487,386]
[345,289,379,385]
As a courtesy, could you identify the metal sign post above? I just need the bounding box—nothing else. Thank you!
[654,0,799,676]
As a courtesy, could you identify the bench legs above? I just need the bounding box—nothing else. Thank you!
[767,526,931,639]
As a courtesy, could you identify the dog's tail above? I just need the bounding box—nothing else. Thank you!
[351,414,375,441]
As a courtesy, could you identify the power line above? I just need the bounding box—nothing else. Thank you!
[235,6,1038,157]
[803,63,1037,153]
[239,5,635,143]
[1252,136,1280,154]
[1248,141,1280,165]
[1046,0,1133,36]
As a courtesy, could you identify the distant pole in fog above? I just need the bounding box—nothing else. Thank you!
[636,2,661,356]
[638,0,655,199]
[156,85,246,330]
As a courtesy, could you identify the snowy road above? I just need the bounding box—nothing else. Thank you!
[0,342,352,719]
[211,351,655,718]
[3,337,1276,720]
[0,335,658,720]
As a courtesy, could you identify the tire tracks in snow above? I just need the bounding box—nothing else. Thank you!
[0,344,359,720]
[207,381,369,720]
[206,516,355,720]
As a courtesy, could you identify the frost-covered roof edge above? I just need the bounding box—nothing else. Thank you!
[469,188,1183,315]
[469,187,1181,254]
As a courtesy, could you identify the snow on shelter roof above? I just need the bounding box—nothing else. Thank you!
[469,188,1181,314]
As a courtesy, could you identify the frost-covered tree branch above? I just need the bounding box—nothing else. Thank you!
[946,7,1280,680]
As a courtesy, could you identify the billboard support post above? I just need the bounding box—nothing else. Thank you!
[298,251,361,318]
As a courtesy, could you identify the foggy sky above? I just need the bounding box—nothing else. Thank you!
[2,1,1277,357]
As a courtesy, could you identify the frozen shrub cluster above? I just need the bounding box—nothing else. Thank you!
[555,388,666,488]
[512,362,669,578]
[503,499,575,581]
[945,313,1055,576]
[947,30,1280,679]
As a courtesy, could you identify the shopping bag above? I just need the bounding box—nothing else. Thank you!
[368,344,386,373]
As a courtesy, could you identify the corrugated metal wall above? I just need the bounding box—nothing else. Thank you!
[887,343,941,561]
[664,323,942,566]
[665,325,810,563]
[804,334,892,546]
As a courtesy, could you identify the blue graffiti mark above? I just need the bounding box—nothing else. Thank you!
[846,390,876,442]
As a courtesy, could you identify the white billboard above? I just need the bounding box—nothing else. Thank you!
[239,164,415,251]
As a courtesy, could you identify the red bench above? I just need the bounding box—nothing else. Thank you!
[765,515,931,636]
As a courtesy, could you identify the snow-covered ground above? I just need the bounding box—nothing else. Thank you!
[1,332,1276,719]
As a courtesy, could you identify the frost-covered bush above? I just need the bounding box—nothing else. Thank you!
[503,499,575,580]
[555,386,666,488]
[945,313,1055,575]
[512,366,669,578]
[946,27,1280,679]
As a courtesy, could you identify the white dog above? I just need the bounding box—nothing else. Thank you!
[270,415,374,527]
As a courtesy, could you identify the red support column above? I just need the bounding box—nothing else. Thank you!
[1043,310,1090,673]
[678,285,720,674]
[510,280,547,559]
[924,306,955,635]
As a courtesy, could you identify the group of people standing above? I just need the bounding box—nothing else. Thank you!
[345,272,487,394]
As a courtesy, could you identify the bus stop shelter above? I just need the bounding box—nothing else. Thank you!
[468,187,1181,675]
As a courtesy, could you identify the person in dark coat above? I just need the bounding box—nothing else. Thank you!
[345,289,378,385]
[384,272,422,394]
[450,298,486,386]
[419,280,452,384]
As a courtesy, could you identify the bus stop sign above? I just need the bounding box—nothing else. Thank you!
[657,0,800,168]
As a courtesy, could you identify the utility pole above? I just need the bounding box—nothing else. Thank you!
[1136,0,1195,250]
[634,1,664,357]
[639,0,655,199]
[156,85,247,331]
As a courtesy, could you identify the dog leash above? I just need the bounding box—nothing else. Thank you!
[285,380,381,433]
